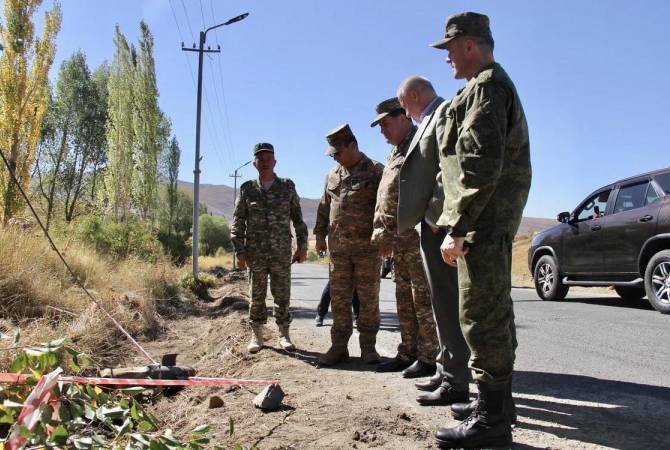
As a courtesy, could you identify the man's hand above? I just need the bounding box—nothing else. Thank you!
[428,223,440,234]
[440,234,468,267]
[292,248,307,263]
[378,243,393,258]
[315,239,328,254]
[236,254,247,271]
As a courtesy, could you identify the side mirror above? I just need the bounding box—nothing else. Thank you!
[557,211,571,223]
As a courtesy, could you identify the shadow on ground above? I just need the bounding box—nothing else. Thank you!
[511,370,670,449]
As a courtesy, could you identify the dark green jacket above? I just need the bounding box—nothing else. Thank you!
[437,62,532,242]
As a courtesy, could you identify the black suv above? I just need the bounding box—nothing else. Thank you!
[528,167,670,314]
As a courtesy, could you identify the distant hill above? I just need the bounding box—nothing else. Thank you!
[178,180,555,236]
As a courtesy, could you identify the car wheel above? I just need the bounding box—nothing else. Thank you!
[614,286,646,301]
[644,250,670,314]
[534,255,569,301]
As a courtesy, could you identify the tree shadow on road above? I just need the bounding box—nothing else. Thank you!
[511,370,670,449]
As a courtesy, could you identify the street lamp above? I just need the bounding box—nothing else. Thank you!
[183,12,249,278]
[231,160,252,270]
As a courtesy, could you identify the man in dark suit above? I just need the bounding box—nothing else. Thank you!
[396,76,471,406]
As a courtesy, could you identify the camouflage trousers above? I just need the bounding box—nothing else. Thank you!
[247,256,292,326]
[329,251,381,351]
[394,236,438,363]
[458,233,517,387]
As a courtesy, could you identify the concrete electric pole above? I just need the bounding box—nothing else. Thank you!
[230,160,251,270]
[182,12,249,278]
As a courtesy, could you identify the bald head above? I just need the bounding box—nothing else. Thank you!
[397,76,438,122]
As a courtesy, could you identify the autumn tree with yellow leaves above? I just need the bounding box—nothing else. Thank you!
[0,0,61,224]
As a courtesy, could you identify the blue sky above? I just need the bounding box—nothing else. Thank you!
[10,0,670,218]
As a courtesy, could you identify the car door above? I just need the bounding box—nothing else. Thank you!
[604,180,662,276]
[561,189,612,275]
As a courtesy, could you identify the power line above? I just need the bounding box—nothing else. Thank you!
[168,0,228,171]
[210,0,238,165]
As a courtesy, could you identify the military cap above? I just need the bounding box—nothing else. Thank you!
[430,12,493,50]
[370,97,405,127]
[253,142,274,155]
[325,124,356,156]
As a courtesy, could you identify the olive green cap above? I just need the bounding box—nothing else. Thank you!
[430,12,494,50]
[325,124,356,156]
[370,97,405,127]
[253,142,274,155]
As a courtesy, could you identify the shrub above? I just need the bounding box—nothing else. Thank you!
[77,216,164,262]
[199,214,232,256]
[179,273,216,299]
[307,249,319,262]
[157,231,191,266]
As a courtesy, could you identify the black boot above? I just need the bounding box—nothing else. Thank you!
[415,371,443,391]
[451,379,517,424]
[435,382,512,448]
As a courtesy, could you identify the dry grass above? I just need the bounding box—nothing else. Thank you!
[512,235,533,288]
[198,253,234,271]
[0,227,184,369]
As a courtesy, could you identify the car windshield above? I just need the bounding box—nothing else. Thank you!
[653,172,670,195]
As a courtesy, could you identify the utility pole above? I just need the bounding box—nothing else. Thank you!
[230,160,252,270]
[182,12,249,278]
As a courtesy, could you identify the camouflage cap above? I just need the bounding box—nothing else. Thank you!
[430,12,493,50]
[253,142,274,155]
[325,124,356,156]
[370,97,405,127]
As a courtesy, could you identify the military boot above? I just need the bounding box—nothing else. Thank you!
[318,346,349,366]
[435,382,512,449]
[247,323,264,354]
[451,379,517,424]
[361,348,380,364]
[278,324,296,351]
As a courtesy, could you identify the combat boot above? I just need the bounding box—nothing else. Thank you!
[361,348,380,364]
[451,378,517,424]
[435,382,512,449]
[318,346,349,366]
[247,323,264,354]
[278,324,296,351]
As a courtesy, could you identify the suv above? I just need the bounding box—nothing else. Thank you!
[528,167,670,314]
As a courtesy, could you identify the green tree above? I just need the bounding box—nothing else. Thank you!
[0,0,61,224]
[199,214,232,256]
[161,135,180,234]
[132,21,160,221]
[35,52,108,228]
[104,25,135,221]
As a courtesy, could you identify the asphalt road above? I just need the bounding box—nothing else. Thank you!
[288,263,670,449]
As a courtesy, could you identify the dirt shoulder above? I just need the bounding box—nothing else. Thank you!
[127,273,669,450]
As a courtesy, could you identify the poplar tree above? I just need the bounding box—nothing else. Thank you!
[0,0,61,224]
[104,25,134,221]
[132,21,160,221]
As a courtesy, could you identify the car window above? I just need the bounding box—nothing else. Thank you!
[653,172,670,195]
[613,182,649,213]
[576,190,611,221]
[645,183,660,206]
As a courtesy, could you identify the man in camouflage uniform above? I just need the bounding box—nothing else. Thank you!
[370,98,438,378]
[314,124,385,366]
[231,143,309,354]
[430,13,532,448]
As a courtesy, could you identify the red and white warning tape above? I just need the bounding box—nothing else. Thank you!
[0,372,278,387]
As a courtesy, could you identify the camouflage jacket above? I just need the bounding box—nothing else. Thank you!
[437,62,532,242]
[314,153,384,254]
[371,127,419,249]
[231,176,308,261]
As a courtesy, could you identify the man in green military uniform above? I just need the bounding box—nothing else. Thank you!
[314,124,385,366]
[370,98,438,378]
[231,143,309,354]
[430,12,532,448]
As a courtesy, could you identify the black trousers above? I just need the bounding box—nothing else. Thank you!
[317,280,360,319]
